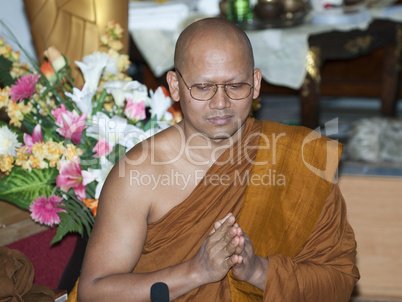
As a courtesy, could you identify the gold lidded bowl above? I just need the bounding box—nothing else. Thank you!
[253,0,310,28]
[254,0,285,20]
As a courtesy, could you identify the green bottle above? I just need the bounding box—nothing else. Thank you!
[227,0,235,21]
[233,0,253,22]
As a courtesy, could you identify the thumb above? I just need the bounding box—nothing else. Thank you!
[214,214,236,237]
[209,213,233,235]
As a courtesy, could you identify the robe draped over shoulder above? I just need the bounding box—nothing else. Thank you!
[133,118,262,301]
[132,118,359,301]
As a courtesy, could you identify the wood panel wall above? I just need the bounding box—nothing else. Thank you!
[339,175,402,299]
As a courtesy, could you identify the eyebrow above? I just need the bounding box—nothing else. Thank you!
[196,70,254,84]
[192,75,250,84]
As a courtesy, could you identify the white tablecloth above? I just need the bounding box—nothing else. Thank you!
[129,3,402,90]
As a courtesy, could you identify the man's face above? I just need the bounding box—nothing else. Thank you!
[176,41,261,142]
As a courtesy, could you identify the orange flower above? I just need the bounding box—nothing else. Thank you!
[167,102,182,125]
[44,46,66,72]
[40,46,68,83]
[83,198,99,217]
[160,86,170,97]
[40,61,56,81]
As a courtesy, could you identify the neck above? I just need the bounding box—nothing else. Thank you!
[179,120,248,167]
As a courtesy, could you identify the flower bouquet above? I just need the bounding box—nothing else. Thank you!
[0,21,180,244]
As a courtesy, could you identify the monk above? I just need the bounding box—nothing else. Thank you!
[77,17,359,301]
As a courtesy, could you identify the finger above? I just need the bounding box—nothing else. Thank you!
[209,213,233,235]
[237,226,243,237]
[226,254,240,268]
[215,214,236,238]
[209,221,221,235]
[242,232,253,245]
[235,236,245,255]
[224,234,242,258]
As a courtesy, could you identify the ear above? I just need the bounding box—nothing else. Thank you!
[252,68,262,100]
[166,70,180,103]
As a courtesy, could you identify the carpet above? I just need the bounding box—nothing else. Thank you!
[5,227,79,291]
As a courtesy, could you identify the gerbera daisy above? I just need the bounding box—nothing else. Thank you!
[29,195,65,227]
[0,125,22,156]
[9,73,40,102]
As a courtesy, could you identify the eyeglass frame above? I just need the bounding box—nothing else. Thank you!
[175,68,254,101]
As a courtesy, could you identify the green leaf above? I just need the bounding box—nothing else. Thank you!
[51,198,94,244]
[51,211,83,244]
[0,167,59,209]
[107,144,126,165]
[143,115,158,132]
[0,55,15,87]
[92,89,108,114]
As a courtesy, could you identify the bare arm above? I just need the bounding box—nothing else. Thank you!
[77,159,243,301]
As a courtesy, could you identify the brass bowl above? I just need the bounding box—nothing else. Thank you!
[282,0,310,15]
[254,0,310,21]
[254,0,285,20]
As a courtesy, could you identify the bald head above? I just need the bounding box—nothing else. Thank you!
[174,18,254,72]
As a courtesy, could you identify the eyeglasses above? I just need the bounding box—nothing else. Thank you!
[175,69,253,101]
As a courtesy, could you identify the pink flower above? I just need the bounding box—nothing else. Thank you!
[52,104,68,125]
[56,158,86,199]
[9,74,40,102]
[124,99,146,121]
[52,105,87,145]
[93,137,112,157]
[23,124,44,153]
[29,195,65,227]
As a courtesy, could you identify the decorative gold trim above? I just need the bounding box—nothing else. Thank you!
[23,0,129,87]
[344,35,373,54]
[302,46,321,97]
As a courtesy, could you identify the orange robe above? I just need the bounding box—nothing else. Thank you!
[133,118,360,301]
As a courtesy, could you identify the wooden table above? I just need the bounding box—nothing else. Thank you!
[301,19,402,128]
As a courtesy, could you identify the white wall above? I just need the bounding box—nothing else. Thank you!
[0,0,37,63]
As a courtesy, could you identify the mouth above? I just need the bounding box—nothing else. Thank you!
[207,115,233,125]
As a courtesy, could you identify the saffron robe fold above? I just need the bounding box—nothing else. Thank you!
[133,118,359,301]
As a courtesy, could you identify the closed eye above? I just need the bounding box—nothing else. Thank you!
[193,84,214,91]
[227,83,246,90]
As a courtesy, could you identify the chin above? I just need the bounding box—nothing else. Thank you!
[207,126,239,140]
[210,133,232,140]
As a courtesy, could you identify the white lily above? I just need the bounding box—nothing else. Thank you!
[149,86,173,120]
[124,81,151,105]
[102,80,151,107]
[86,112,146,150]
[65,83,94,116]
[82,157,114,199]
[75,52,117,94]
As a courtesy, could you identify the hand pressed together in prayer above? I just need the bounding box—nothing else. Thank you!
[192,214,244,283]
[202,213,268,290]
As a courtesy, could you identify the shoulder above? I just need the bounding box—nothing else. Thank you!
[100,124,184,204]
[122,124,184,170]
[259,120,342,153]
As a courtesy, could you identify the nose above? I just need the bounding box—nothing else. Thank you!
[208,85,231,110]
